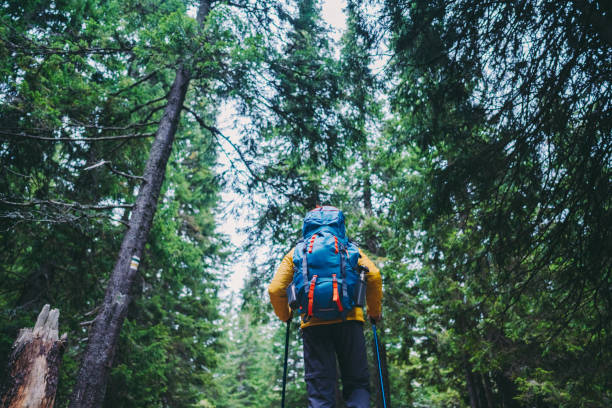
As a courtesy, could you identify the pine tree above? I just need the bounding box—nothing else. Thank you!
[235,0,346,252]
[0,0,241,405]
[102,122,225,407]
[379,0,612,405]
[0,0,160,390]
[216,299,280,407]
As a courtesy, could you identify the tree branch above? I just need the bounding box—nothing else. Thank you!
[109,71,159,97]
[0,131,156,142]
[66,121,159,131]
[0,211,129,229]
[182,105,266,184]
[3,40,133,57]
[82,160,145,181]
[0,198,133,210]
[129,95,168,114]
[182,106,305,203]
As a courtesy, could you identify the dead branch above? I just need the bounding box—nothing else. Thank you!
[0,198,134,210]
[182,105,265,183]
[0,131,156,142]
[79,319,96,327]
[83,160,145,181]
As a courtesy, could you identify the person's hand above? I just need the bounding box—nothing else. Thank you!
[368,314,382,324]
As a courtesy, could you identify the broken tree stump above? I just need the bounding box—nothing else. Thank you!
[1,304,67,408]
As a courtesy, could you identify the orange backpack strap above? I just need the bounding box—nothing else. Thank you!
[332,274,343,312]
[308,275,318,317]
[308,234,317,253]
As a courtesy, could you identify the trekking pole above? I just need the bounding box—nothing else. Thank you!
[281,319,290,408]
[371,319,387,408]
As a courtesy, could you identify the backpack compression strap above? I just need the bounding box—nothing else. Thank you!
[332,274,343,312]
[307,275,318,317]
[308,234,317,253]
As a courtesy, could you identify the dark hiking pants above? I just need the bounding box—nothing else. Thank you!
[302,320,370,408]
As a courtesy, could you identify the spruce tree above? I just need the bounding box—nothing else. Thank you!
[380,0,612,405]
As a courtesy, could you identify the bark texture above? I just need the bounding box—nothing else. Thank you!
[1,304,66,408]
[68,2,211,407]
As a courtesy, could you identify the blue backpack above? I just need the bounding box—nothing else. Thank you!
[287,206,365,320]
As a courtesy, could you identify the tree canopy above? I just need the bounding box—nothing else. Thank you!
[1,0,610,407]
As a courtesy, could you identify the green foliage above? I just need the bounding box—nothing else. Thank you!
[102,125,225,407]
[0,0,228,405]
[234,0,349,249]
[378,0,612,406]
[1,0,610,407]
[215,304,281,407]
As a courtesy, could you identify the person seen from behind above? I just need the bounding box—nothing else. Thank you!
[269,205,383,408]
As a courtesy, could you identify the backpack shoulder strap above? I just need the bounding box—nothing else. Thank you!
[338,242,349,319]
[294,238,309,288]
[301,243,309,287]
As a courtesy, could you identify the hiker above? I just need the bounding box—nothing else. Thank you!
[269,206,383,408]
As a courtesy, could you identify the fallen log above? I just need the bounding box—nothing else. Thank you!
[1,304,67,408]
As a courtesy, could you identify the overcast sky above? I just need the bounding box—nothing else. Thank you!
[216,0,348,296]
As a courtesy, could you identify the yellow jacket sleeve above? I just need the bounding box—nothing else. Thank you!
[358,249,383,317]
[268,248,295,322]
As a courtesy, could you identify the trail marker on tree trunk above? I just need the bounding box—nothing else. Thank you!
[68,2,212,407]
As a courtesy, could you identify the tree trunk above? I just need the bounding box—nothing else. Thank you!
[465,364,491,408]
[481,372,494,408]
[465,366,479,408]
[68,2,211,407]
[1,305,66,408]
[307,139,321,208]
[362,156,373,216]
[495,373,520,408]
